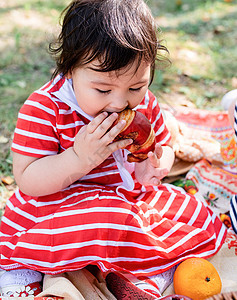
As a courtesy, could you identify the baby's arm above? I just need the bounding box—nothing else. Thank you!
[13,112,132,197]
[13,148,85,197]
[135,143,174,186]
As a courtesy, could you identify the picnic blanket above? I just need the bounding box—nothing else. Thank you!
[1,106,237,299]
[161,105,237,296]
[164,105,237,218]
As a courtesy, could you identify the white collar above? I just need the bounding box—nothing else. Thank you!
[51,76,93,122]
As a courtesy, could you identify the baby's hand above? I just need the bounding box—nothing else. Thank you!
[135,143,169,186]
[73,112,132,171]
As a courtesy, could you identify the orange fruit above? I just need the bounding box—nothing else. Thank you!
[173,258,222,300]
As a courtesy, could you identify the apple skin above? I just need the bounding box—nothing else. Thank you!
[114,109,156,162]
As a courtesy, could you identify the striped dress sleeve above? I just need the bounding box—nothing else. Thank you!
[11,91,59,158]
[137,90,171,146]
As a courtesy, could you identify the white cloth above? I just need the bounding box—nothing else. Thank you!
[0,269,42,288]
[221,89,237,110]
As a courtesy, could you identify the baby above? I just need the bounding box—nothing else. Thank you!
[0,0,227,298]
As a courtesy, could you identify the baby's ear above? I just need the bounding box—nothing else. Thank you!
[65,72,72,79]
[65,69,73,79]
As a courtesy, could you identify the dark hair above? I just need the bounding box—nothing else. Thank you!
[49,0,169,83]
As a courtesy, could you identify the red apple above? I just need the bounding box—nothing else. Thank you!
[114,109,156,162]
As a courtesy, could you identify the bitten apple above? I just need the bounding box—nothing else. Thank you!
[114,109,156,162]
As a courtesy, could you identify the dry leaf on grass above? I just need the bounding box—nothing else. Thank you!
[0,136,8,144]
[1,176,14,185]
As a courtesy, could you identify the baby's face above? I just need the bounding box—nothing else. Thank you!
[67,59,151,117]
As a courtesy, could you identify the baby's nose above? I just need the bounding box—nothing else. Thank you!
[111,99,128,112]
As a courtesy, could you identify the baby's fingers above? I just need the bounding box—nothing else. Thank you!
[152,178,161,186]
[155,143,163,159]
[151,168,169,186]
[159,168,169,179]
[109,138,133,153]
[147,151,160,168]
[87,112,108,134]
[91,113,127,140]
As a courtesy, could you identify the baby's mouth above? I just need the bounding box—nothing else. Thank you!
[104,106,129,114]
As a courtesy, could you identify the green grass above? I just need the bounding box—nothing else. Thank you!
[148,0,237,110]
[0,0,237,177]
[0,1,66,177]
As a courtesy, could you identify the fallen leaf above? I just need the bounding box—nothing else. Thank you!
[214,25,225,34]
[1,176,14,185]
[0,136,8,144]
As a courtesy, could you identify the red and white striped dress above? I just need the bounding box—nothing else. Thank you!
[0,75,226,279]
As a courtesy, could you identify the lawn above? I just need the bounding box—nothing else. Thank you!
[0,0,237,205]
